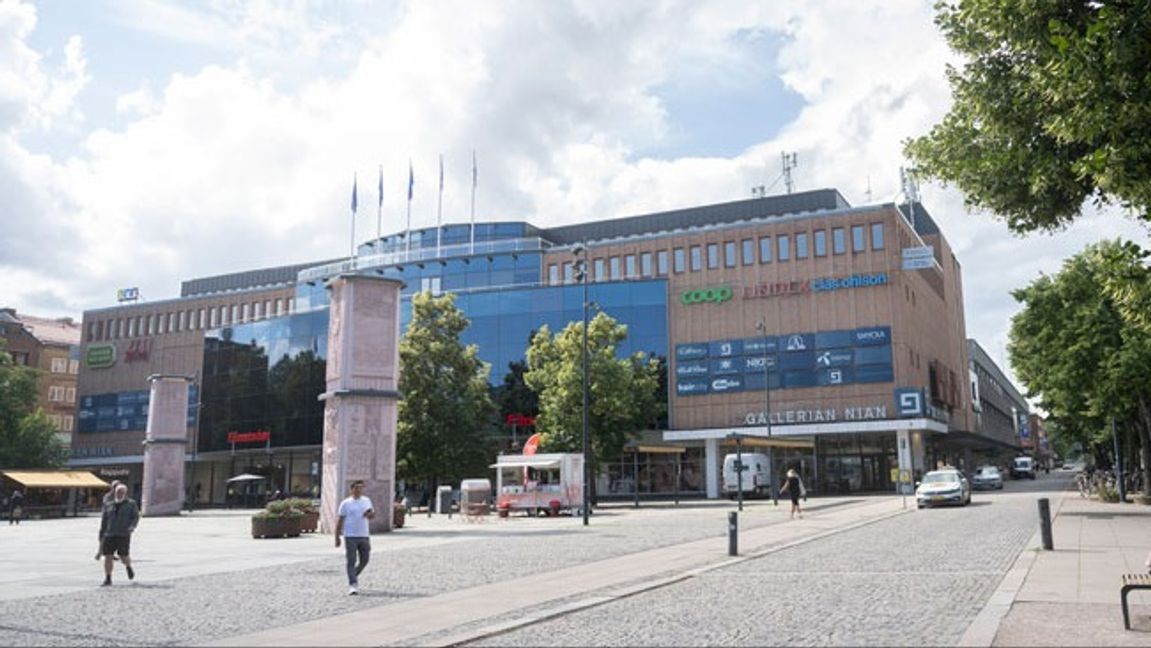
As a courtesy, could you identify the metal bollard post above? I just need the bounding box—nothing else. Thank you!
[728,511,738,556]
[1038,498,1053,550]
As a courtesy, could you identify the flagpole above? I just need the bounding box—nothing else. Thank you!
[376,164,383,245]
[470,149,477,255]
[437,153,444,257]
[350,173,358,261]
[406,160,413,256]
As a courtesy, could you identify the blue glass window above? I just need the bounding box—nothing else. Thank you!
[833,228,846,255]
[814,230,827,257]
[673,248,685,273]
[759,237,772,263]
[741,239,754,266]
[852,225,866,252]
[871,223,885,250]
[690,246,702,271]
[778,234,791,262]
[796,232,809,259]
[707,244,719,269]
[657,250,668,276]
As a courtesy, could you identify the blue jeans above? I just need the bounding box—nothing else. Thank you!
[344,537,370,586]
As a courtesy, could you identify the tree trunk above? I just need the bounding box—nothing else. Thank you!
[1136,396,1151,497]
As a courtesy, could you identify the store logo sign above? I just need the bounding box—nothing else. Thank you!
[680,286,732,305]
[895,388,925,417]
[811,272,889,292]
[86,344,116,369]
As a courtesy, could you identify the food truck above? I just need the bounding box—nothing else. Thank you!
[491,453,584,515]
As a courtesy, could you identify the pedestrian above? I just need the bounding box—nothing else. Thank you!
[9,489,23,525]
[96,480,123,560]
[98,483,139,586]
[335,480,375,595]
[780,469,806,519]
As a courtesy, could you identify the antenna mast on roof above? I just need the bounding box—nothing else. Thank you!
[781,151,798,194]
[899,166,920,230]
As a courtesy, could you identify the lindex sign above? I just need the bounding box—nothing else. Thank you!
[680,286,732,305]
[86,344,116,369]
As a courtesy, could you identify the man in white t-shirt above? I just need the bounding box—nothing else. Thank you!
[335,480,375,595]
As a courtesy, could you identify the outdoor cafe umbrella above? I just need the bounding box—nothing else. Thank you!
[226,473,267,483]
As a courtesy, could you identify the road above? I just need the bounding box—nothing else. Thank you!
[466,471,1074,647]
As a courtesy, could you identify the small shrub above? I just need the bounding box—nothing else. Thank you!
[1097,485,1120,503]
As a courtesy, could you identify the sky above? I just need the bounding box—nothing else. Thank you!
[1,0,1148,389]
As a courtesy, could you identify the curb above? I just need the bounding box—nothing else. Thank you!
[429,503,911,647]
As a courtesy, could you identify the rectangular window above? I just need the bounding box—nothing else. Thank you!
[796,232,809,259]
[563,262,574,284]
[548,264,559,285]
[146,314,154,335]
[852,225,866,252]
[209,307,218,328]
[66,387,75,403]
[724,241,737,268]
[814,230,827,257]
[640,252,653,277]
[221,307,230,326]
[48,414,61,429]
[706,243,719,269]
[286,298,293,313]
[625,254,637,278]
[778,234,791,262]
[594,258,605,282]
[871,222,885,250]
[274,300,283,317]
[241,303,250,322]
[657,250,669,276]
[673,248,686,273]
[168,312,176,331]
[741,239,754,266]
[49,386,63,402]
[51,358,67,373]
[832,228,846,255]
[232,304,240,322]
[63,415,74,432]
[86,322,95,342]
[127,318,136,338]
[178,311,186,332]
[610,257,622,279]
[199,309,207,329]
[759,236,772,263]
[254,302,263,319]
[68,359,79,374]
[690,246,702,271]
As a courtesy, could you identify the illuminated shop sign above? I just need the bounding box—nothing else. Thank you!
[680,286,733,305]
[742,281,808,299]
[227,430,271,444]
[125,339,151,363]
[743,405,889,426]
[811,272,888,292]
[86,344,116,369]
[742,273,890,300]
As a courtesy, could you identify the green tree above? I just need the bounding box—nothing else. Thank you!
[1008,241,1151,494]
[0,346,66,469]
[524,311,662,472]
[905,1,1151,232]
[397,292,497,492]
[493,358,538,451]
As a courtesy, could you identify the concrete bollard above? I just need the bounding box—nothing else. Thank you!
[728,511,738,556]
[1038,498,1053,550]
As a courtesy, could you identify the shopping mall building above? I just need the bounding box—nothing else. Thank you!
[70,188,1022,504]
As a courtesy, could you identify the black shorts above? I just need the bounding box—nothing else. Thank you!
[101,535,131,557]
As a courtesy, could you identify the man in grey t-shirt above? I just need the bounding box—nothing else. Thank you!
[335,480,375,595]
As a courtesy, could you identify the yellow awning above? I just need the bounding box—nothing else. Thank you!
[725,437,814,450]
[625,444,687,454]
[2,471,108,488]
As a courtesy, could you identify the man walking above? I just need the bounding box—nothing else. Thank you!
[8,489,23,525]
[98,483,139,586]
[335,480,375,595]
[95,480,123,560]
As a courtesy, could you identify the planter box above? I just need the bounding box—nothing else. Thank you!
[298,511,319,533]
[393,503,406,529]
[251,515,302,538]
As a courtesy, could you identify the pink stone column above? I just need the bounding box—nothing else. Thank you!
[319,275,403,534]
[141,374,191,516]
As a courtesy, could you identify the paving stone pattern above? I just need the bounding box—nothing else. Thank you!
[468,499,1035,647]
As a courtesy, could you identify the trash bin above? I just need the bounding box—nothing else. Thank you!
[435,485,453,514]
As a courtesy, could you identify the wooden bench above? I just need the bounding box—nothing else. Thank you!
[1122,573,1151,630]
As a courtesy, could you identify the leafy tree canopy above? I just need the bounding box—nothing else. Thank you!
[0,346,66,469]
[524,312,662,466]
[396,292,497,489]
[906,0,1151,232]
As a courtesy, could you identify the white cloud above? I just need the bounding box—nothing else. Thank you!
[2,0,1149,399]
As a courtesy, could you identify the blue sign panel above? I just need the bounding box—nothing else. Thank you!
[743,355,776,372]
[77,385,199,435]
[709,340,743,358]
[743,337,779,355]
[676,379,710,396]
[853,345,893,366]
[814,330,854,350]
[854,326,891,346]
[676,361,709,377]
[676,343,709,360]
[780,333,814,352]
[817,367,852,386]
[782,371,818,389]
[815,349,853,367]
[779,351,816,371]
[855,365,895,383]
[895,387,925,417]
[744,372,782,391]
[710,358,741,375]
[710,375,745,393]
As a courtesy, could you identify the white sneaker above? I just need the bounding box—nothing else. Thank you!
[348,586,358,595]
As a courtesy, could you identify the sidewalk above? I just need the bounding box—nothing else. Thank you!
[963,488,1151,646]
[199,497,908,647]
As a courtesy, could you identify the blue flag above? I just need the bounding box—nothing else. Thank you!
[351,174,358,213]
[408,161,414,201]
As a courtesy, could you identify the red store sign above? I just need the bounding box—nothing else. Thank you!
[227,430,271,444]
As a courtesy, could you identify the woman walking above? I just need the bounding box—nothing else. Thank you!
[780,469,806,519]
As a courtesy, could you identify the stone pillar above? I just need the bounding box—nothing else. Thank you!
[704,438,720,499]
[141,374,191,516]
[319,275,403,534]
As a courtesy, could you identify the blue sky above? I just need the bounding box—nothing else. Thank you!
[1,0,1147,386]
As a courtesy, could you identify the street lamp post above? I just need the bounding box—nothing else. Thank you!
[573,244,591,526]
[756,319,778,506]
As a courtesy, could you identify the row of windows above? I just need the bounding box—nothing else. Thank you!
[48,385,76,403]
[85,297,295,343]
[547,223,885,285]
[47,414,74,432]
[50,357,80,374]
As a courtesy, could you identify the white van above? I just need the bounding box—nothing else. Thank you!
[1011,456,1036,480]
[722,453,772,498]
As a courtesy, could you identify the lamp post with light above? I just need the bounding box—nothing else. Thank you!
[755,319,778,506]
[573,243,591,526]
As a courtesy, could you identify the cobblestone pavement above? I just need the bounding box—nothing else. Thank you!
[0,499,859,647]
[467,486,1057,647]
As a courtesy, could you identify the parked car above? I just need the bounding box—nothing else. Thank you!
[971,465,1004,490]
[1010,456,1037,480]
[722,453,773,498]
[916,469,971,508]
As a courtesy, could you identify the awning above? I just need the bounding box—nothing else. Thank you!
[226,473,268,483]
[625,444,687,454]
[2,470,108,489]
[490,458,562,469]
[724,437,815,450]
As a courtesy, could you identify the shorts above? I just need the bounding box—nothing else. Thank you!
[101,535,131,557]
